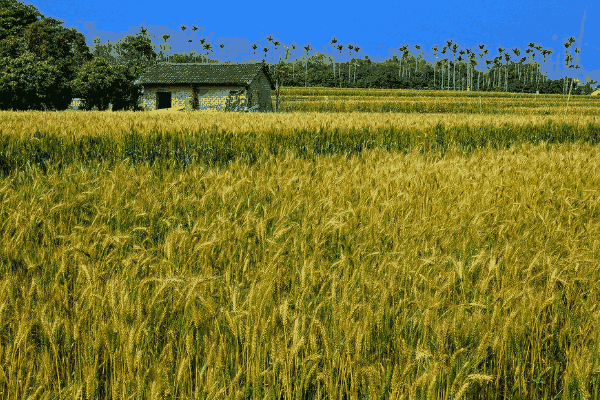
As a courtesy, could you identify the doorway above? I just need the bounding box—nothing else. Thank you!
[157,91,171,109]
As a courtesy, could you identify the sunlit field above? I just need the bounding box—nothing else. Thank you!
[1,87,600,400]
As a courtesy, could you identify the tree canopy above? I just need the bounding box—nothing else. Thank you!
[0,0,94,110]
[0,0,158,111]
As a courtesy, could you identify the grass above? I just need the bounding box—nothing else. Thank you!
[1,87,600,400]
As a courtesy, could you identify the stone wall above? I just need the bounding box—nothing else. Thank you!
[139,86,249,111]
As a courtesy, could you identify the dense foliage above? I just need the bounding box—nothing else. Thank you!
[0,0,157,111]
[264,54,597,95]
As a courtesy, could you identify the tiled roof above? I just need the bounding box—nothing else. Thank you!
[134,62,275,89]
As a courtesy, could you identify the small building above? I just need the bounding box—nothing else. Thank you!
[133,62,275,112]
[591,90,600,96]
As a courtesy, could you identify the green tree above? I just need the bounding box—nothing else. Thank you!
[0,0,42,41]
[0,52,60,110]
[70,57,144,111]
[92,28,157,77]
[112,29,157,71]
[0,1,93,109]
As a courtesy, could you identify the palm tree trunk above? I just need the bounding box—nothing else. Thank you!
[453,58,456,91]
[441,62,444,90]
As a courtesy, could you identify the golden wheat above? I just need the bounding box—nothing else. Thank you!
[2,94,600,399]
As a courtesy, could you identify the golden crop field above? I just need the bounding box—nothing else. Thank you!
[1,87,600,400]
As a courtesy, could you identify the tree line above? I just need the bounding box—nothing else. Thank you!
[0,0,161,111]
[259,37,597,96]
[0,0,596,113]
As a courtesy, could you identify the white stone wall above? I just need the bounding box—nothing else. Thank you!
[139,86,249,111]
[139,86,194,111]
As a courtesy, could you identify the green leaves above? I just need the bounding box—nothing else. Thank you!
[0,52,60,110]
[70,57,144,111]
[0,0,93,110]
[0,0,42,42]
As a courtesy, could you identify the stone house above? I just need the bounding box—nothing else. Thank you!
[133,62,275,112]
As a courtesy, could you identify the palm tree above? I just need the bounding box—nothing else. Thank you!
[203,43,213,62]
[303,45,312,87]
[288,45,296,80]
[541,48,552,83]
[398,45,409,77]
[512,48,520,81]
[441,46,448,90]
[465,49,475,91]
[450,42,458,90]
[563,37,576,93]
[469,53,477,92]
[414,44,421,74]
[159,34,172,62]
[477,45,487,91]
[330,37,338,83]
[527,43,538,86]
[503,52,511,92]
[402,48,411,79]
[219,43,225,63]
[432,45,439,89]
[265,35,276,64]
[485,59,493,89]
[336,44,344,86]
[519,56,526,86]
[496,47,504,90]
[352,46,360,84]
[347,44,354,83]
[199,39,208,62]
[534,45,543,89]
[277,43,295,108]
[459,49,466,90]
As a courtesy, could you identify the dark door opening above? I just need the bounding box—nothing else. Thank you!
[157,92,171,109]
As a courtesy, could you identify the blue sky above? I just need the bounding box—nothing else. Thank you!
[25,0,600,86]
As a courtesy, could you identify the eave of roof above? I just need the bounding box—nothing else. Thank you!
[134,62,276,90]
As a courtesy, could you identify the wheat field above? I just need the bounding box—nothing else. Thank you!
[1,88,600,400]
